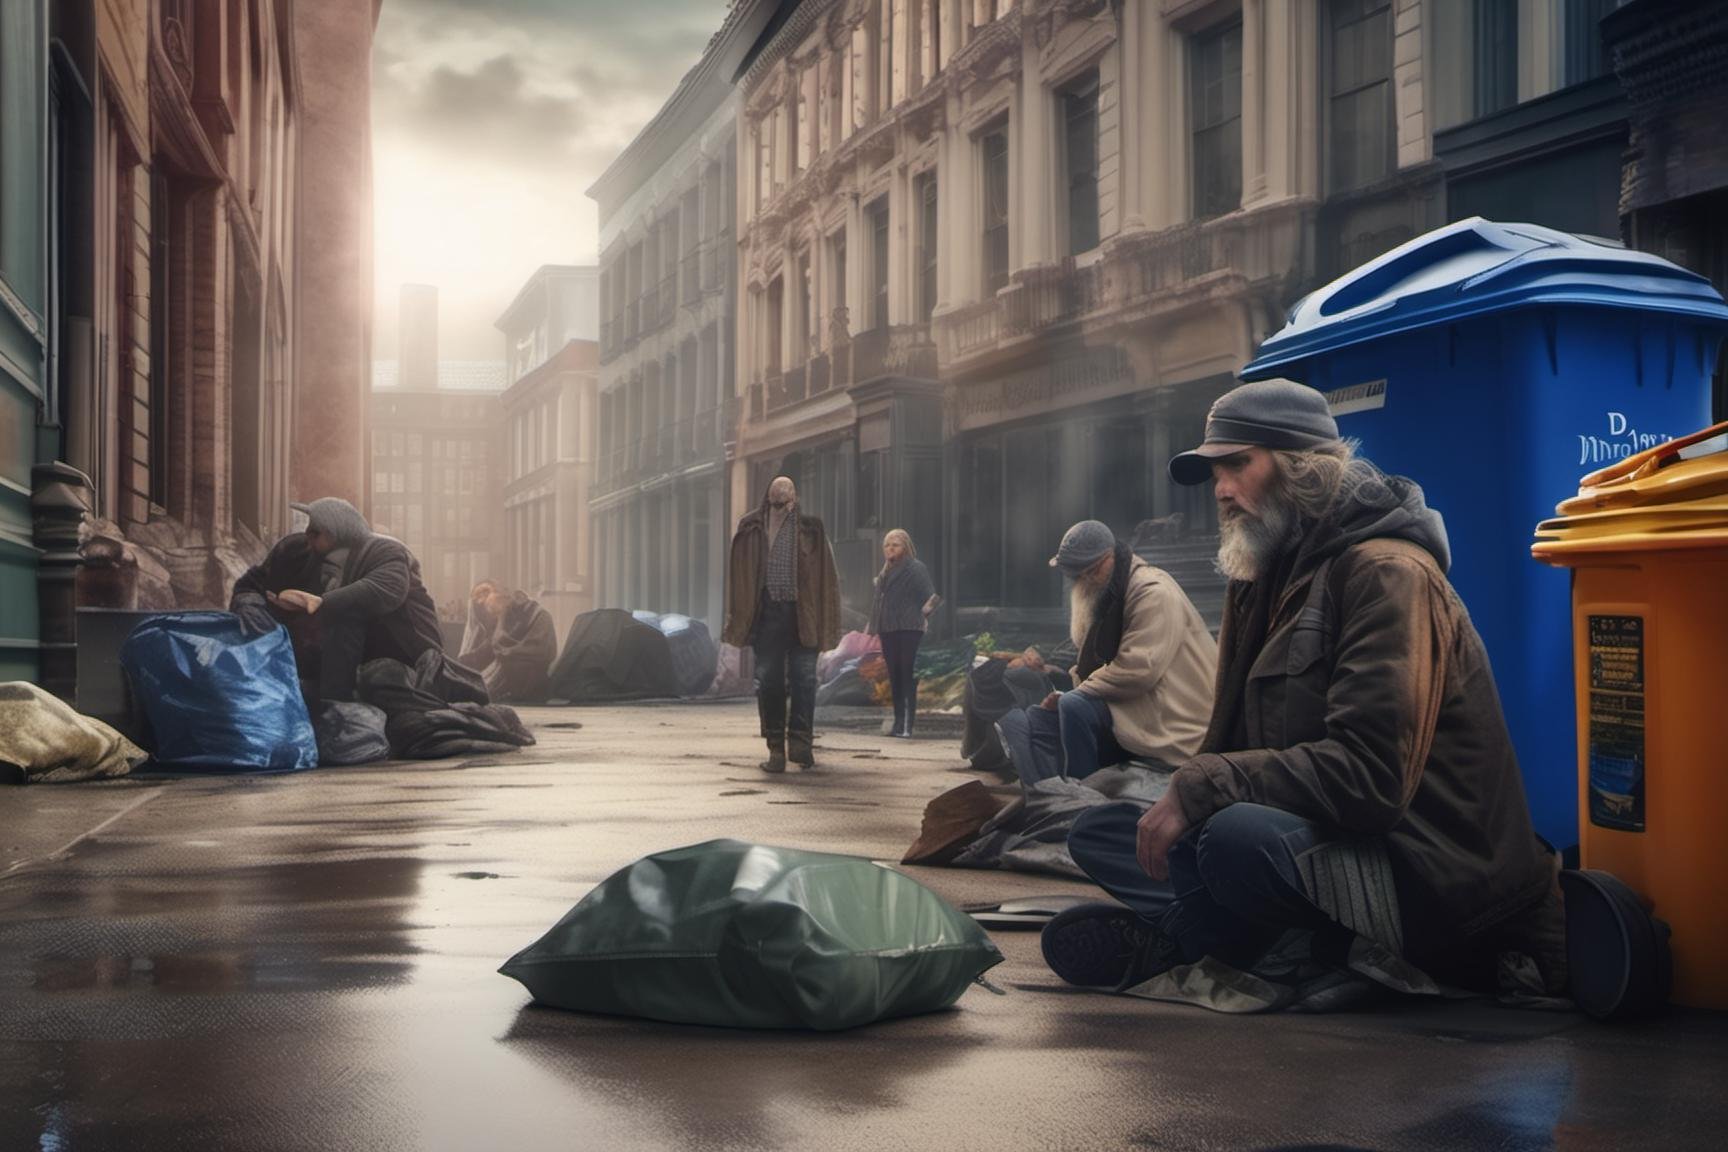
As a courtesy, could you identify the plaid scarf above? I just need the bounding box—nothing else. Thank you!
[765,506,799,602]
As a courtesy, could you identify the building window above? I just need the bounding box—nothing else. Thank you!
[981,128,1009,294]
[766,276,784,375]
[868,197,890,330]
[829,228,848,334]
[916,171,938,321]
[1061,70,1101,255]
[147,169,173,507]
[1563,0,1618,87]
[1327,0,1393,194]
[1473,0,1518,119]
[0,0,45,312]
[794,249,812,364]
[1189,20,1243,219]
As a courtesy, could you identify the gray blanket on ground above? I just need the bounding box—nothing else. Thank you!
[949,764,1172,877]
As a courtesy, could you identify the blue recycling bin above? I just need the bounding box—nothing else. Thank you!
[1241,218,1728,849]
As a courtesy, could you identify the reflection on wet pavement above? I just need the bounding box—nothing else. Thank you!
[1,702,1725,1152]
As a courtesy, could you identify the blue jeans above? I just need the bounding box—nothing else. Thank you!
[1067,801,1355,971]
[996,691,1126,787]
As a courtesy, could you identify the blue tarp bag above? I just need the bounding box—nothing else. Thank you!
[120,611,318,771]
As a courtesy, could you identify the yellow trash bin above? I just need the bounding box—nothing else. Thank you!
[1533,420,1728,1009]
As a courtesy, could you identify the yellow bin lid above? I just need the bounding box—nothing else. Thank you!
[1533,421,1728,561]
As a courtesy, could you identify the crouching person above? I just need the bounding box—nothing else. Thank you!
[459,584,557,703]
[995,520,1215,786]
[1042,381,1566,998]
[230,497,450,705]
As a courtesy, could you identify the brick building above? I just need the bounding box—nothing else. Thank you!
[0,0,377,691]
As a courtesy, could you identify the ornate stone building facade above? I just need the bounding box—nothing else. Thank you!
[734,0,1445,628]
[588,25,749,633]
[1,0,376,691]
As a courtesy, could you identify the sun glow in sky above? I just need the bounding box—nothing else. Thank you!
[371,0,723,362]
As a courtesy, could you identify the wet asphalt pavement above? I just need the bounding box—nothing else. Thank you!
[3,700,1726,1151]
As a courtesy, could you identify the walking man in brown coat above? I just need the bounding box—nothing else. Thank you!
[722,476,842,773]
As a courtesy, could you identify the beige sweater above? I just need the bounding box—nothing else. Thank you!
[1073,558,1218,765]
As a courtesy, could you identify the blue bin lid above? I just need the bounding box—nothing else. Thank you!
[1243,217,1728,379]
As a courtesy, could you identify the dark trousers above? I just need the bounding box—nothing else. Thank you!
[752,597,816,760]
[1068,801,1355,971]
[879,630,922,725]
[997,691,1126,786]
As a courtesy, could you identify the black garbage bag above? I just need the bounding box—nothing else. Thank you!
[313,701,390,766]
[500,839,1003,1031]
[357,649,534,760]
[960,660,1061,774]
[639,613,718,697]
[547,609,682,702]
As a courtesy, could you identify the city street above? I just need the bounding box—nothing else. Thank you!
[4,701,1726,1152]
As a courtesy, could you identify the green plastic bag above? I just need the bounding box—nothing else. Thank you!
[500,839,1004,1031]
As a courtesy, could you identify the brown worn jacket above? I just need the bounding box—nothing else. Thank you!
[721,489,843,653]
[1171,465,1564,989]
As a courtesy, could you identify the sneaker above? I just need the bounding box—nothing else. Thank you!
[1040,902,1178,989]
[760,754,787,774]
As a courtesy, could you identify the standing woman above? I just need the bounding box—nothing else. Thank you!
[867,529,941,738]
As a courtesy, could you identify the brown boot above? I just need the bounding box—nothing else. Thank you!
[761,732,787,774]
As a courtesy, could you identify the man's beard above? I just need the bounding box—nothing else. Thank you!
[1068,578,1105,650]
[1216,489,1297,582]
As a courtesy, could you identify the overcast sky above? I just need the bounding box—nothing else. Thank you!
[371,0,724,363]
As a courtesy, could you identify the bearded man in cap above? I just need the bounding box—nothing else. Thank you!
[994,520,1216,787]
[231,497,446,706]
[1041,379,1566,999]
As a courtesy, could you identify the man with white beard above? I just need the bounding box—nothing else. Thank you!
[994,520,1216,787]
[1041,380,1566,1002]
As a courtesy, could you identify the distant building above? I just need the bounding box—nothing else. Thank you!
[497,265,600,384]
[0,0,376,692]
[367,381,504,617]
[495,265,601,638]
[589,11,758,632]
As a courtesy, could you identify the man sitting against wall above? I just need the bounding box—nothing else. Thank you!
[995,520,1216,787]
[1040,380,1567,999]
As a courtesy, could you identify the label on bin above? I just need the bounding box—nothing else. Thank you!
[1323,380,1387,417]
[1587,615,1646,833]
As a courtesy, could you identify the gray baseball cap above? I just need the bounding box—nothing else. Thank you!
[1168,379,1343,486]
[1049,520,1116,575]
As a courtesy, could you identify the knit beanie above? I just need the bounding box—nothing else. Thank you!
[290,497,371,547]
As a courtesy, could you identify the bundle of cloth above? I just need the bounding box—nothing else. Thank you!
[459,582,558,703]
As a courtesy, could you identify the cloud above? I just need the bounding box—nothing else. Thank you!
[371,0,726,360]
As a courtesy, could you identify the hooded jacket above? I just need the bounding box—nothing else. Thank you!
[1170,460,1564,988]
[722,484,842,652]
[231,533,444,666]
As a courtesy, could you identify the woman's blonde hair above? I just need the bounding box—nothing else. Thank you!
[878,528,916,578]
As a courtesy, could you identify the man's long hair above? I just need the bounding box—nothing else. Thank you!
[1216,441,1358,581]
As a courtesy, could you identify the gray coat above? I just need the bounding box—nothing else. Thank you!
[867,559,936,634]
